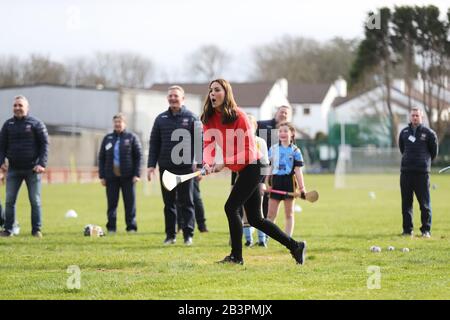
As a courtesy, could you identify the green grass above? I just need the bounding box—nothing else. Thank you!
[0,174,449,299]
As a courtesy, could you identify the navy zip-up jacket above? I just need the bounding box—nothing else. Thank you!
[399,123,438,173]
[257,118,277,149]
[0,115,49,170]
[148,106,200,171]
[98,130,142,179]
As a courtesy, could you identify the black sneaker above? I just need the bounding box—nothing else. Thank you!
[216,255,244,265]
[244,240,253,247]
[184,237,193,246]
[198,226,209,233]
[401,232,414,237]
[257,241,267,248]
[163,237,176,245]
[291,241,306,265]
[0,230,13,237]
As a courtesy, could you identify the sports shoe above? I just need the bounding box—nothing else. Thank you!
[198,226,209,233]
[216,255,244,265]
[290,241,306,265]
[257,241,267,248]
[0,230,13,237]
[244,240,253,247]
[107,230,116,235]
[421,231,431,238]
[127,229,137,234]
[401,231,414,237]
[12,223,20,236]
[163,237,176,245]
[184,237,193,246]
[32,231,43,238]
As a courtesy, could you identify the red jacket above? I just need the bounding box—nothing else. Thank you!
[203,107,260,172]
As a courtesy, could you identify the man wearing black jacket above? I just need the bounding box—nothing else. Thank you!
[147,86,199,246]
[399,107,438,238]
[98,113,142,233]
[0,95,49,238]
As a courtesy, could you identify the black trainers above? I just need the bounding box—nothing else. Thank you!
[216,255,244,265]
[244,240,253,247]
[401,232,414,237]
[0,230,13,237]
[198,225,209,233]
[291,241,306,265]
[163,237,176,245]
[257,241,267,248]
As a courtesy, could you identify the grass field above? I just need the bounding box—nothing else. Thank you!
[0,173,449,300]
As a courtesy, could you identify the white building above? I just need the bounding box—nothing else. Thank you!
[289,77,347,139]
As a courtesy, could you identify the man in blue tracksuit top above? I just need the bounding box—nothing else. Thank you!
[98,113,142,233]
[0,95,49,238]
[399,107,438,238]
[147,85,200,246]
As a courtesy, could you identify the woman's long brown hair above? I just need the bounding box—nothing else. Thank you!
[200,79,238,125]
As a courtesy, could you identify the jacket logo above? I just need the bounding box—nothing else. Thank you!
[420,133,427,141]
[25,124,32,132]
[124,139,130,146]
[182,118,190,126]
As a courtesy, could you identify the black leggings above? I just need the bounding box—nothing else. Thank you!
[225,163,298,259]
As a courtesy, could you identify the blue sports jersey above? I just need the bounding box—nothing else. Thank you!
[268,143,304,175]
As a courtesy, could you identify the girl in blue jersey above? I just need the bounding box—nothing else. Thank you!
[266,122,307,237]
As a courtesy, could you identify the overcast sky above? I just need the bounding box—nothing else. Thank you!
[0,0,448,81]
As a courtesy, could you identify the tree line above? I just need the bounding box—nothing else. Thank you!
[0,38,357,89]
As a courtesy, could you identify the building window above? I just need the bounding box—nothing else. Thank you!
[303,107,310,115]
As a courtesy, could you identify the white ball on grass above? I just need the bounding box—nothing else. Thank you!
[402,248,410,252]
[65,209,78,218]
[387,246,395,251]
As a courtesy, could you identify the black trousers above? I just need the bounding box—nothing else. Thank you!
[400,172,432,233]
[160,168,195,240]
[226,163,298,260]
[105,176,137,231]
[177,178,206,230]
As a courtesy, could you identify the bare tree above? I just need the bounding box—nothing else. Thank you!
[22,54,67,85]
[0,55,23,86]
[65,56,105,87]
[89,52,154,88]
[186,45,231,82]
[253,36,357,83]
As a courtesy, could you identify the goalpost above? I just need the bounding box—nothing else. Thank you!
[334,146,402,189]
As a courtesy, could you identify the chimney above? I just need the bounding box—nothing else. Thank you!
[334,76,347,97]
[275,78,288,98]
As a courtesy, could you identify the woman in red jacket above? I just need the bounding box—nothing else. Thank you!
[201,79,306,265]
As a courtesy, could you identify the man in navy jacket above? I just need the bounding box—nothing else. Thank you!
[147,86,200,246]
[0,95,49,238]
[99,113,142,233]
[399,107,438,238]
